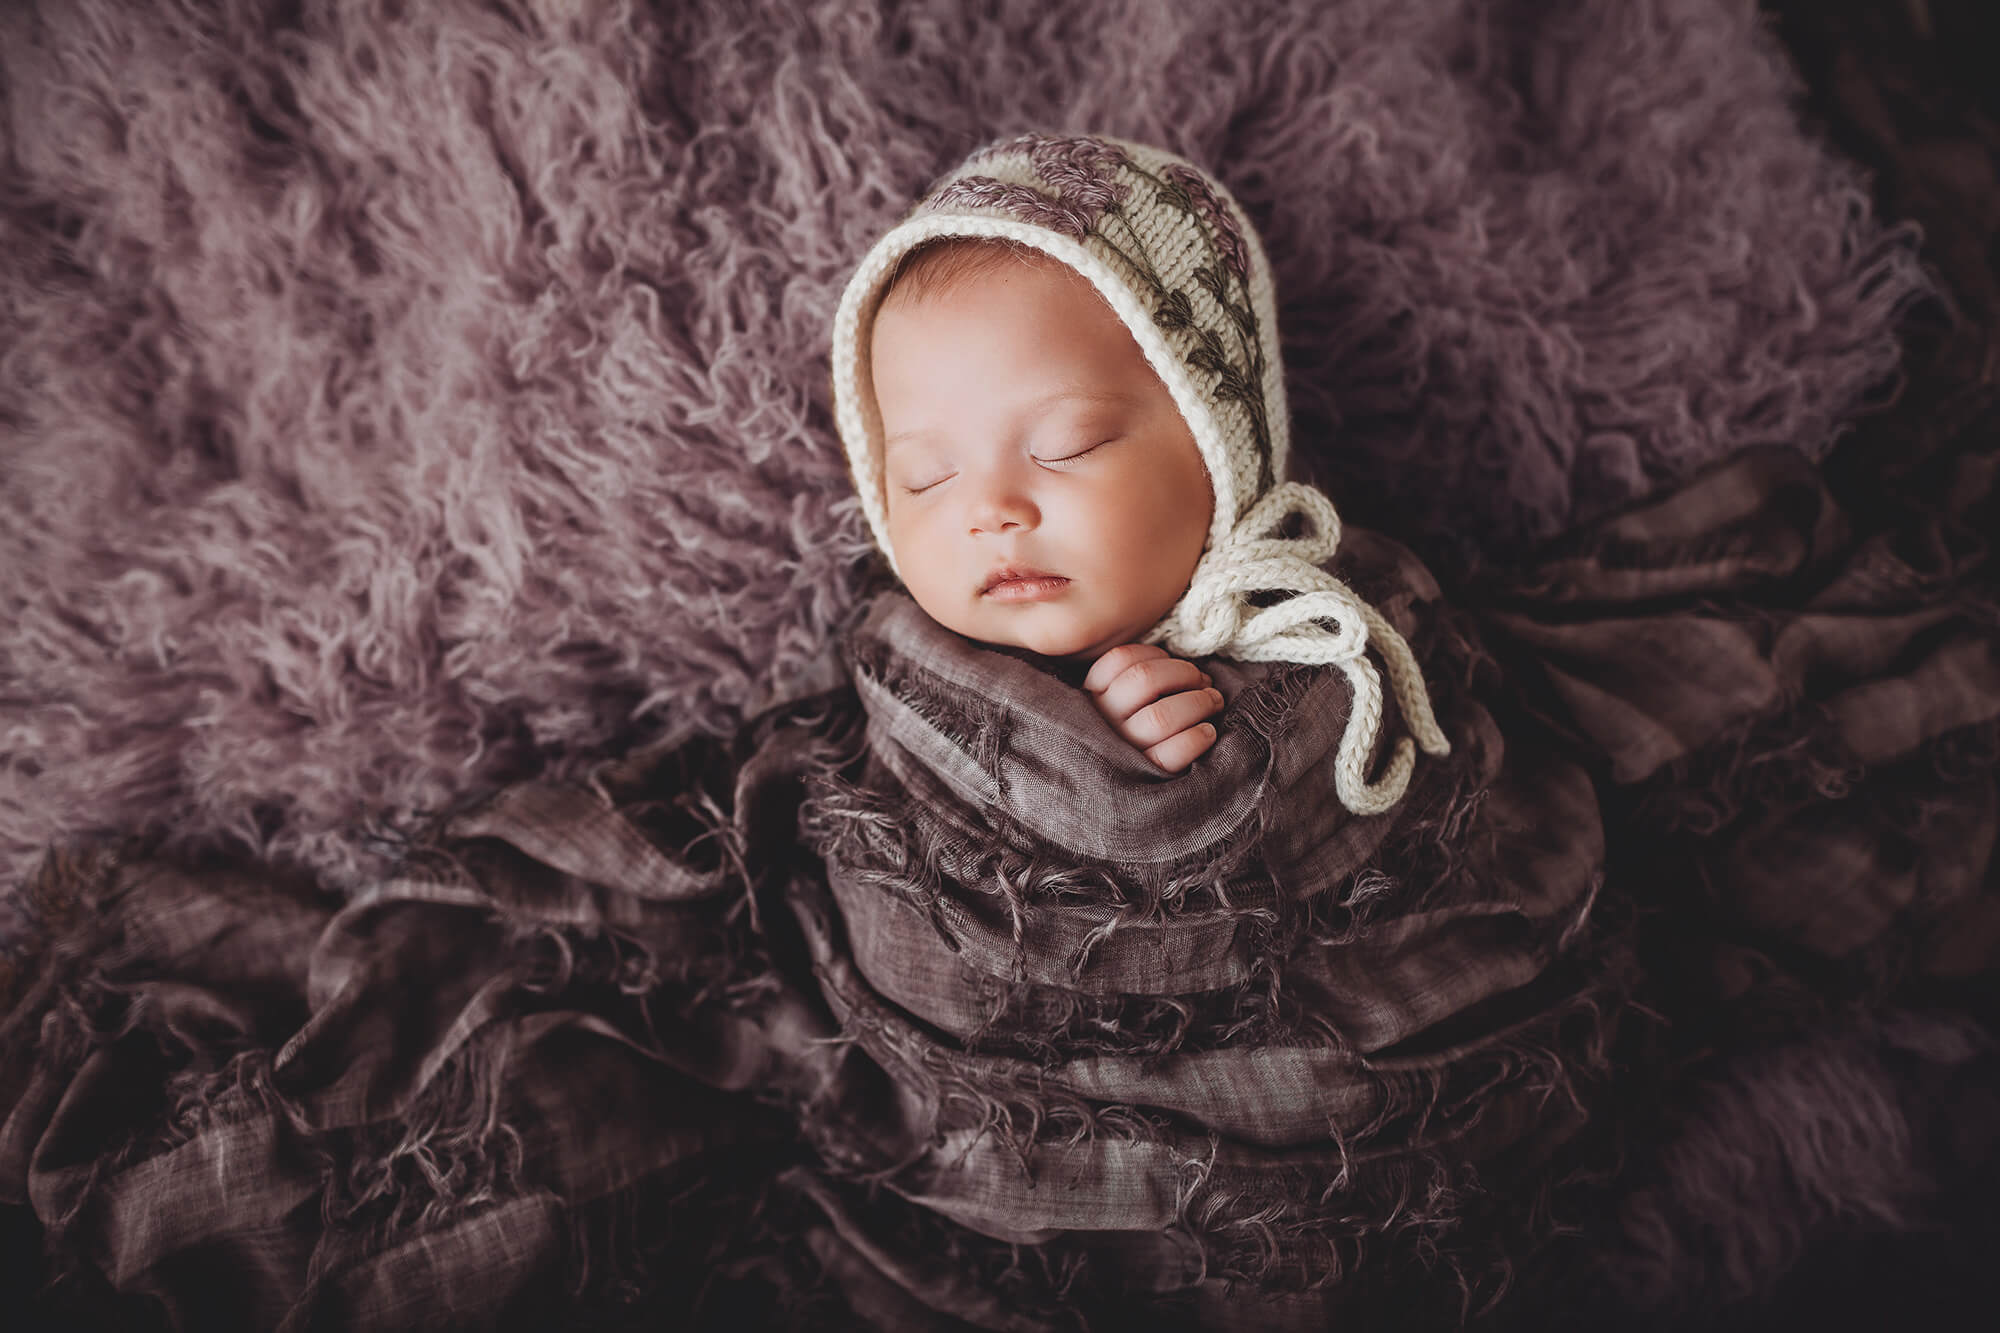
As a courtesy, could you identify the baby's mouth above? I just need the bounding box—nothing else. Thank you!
[980,566,1070,600]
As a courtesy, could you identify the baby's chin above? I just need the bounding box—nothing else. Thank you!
[941,603,1144,664]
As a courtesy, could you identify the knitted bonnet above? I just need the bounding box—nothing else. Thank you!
[830,134,1449,816]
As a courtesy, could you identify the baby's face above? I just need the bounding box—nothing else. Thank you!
[870,255,1213,662]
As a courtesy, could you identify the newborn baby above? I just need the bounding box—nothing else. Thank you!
[833,133,1450,814]
[806,137,1619,1307]
[869,242,1225,773]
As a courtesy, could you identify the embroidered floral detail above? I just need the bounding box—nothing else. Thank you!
[1125,165,1271,479]
[1021,135,1132,211]
[966,134,1131,205]
[1192,264,1257,337]
[1162,163,1250,280]
[931,135,1133,237]
[924,176,1096,239]
[1153,289,1195,330]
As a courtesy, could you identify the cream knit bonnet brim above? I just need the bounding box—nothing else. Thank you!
[830,134,1449,816]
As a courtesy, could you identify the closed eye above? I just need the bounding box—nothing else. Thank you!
[897,437,1114,494]
[1036,438,1114,467]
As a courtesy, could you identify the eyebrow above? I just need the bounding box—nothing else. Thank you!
[881,386,1139,454]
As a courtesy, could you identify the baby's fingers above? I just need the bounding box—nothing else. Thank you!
[1145,721,1219,774]
[1093,656,1210,724]
[1122,686,1225,749]
[1083,643,1168,696]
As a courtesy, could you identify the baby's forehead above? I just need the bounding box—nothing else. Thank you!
[866,249,1175,458]
[868,246,1125,368]
[875,236,1065,311]
[870,243,1126,365]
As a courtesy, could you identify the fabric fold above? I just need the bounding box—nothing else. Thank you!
[1,442,1995,1329]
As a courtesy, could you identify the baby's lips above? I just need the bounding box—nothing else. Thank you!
[977,564,1065,594]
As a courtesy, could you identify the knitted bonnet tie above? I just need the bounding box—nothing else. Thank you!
[830,134,1450,817]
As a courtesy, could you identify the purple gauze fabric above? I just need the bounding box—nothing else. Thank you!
[0,0,1928,935]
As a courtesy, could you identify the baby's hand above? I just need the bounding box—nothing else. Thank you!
[1083,644,1224,774]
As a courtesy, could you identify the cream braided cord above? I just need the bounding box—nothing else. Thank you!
[1147,483,1452,816]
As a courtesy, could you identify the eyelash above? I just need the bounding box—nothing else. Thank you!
[899,440,1111,496]
[1043,439,1110,468]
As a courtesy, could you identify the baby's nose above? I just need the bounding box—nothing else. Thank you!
[967,483,1039,535]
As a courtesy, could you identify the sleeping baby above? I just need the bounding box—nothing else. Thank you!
[803,133,1624,1319]
[831,132,1452,806]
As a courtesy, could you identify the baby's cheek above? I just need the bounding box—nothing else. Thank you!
[885,511,938,577]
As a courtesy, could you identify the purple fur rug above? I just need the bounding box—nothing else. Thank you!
[0,0,1925,936]
[4,3,1991,1326]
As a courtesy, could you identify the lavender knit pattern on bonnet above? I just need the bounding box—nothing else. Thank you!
[0,0,1926,922]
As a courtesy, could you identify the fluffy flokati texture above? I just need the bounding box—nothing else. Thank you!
[0,0,1926,906]
[1598,1010,1996,1314]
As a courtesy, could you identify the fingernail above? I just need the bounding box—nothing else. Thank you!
[1208,688,1223,704]
[1201,723,1216,738]
[1200,672,1212,686]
